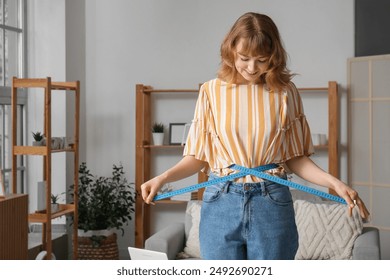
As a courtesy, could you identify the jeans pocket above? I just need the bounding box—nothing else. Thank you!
[202,183,225,203]
[266,185,293,206]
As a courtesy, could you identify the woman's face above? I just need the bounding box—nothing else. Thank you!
[234,38,269,84]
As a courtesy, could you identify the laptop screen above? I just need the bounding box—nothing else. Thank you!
[128,247,168,260]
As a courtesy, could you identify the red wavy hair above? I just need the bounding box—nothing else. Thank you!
[218,12,293,91]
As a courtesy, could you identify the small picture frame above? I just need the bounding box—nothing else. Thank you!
[181,123,191,146]
[0,170,5,198]
[169,123,186,145]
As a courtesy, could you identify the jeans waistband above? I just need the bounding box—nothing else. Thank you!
[208,173,282,194]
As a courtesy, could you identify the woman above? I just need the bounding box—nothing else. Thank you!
[141,12,370,260]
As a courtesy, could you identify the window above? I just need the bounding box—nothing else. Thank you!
[0,0,26,193]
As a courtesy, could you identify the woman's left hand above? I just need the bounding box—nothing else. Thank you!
[333,181,370,221]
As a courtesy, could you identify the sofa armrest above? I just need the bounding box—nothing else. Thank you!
[145,222,185,260]
[352,226,381,260]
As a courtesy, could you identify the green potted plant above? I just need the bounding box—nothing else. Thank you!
[151,122,164,145]
[32,131,44,146]
[50,192,64,213]
[70,162,135,259]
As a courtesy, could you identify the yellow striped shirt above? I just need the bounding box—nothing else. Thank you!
[183,78,314,182]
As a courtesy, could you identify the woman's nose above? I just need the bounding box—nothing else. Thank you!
[247,61,256,72]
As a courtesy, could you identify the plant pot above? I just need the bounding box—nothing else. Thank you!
[152,132,164,145]
[51,203,60,213]
[32,140,43,146]
[77,229,119,260]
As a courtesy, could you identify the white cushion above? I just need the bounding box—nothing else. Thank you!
[183,200,202,258]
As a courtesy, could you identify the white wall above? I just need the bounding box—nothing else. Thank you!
[27,0,67,220]
[28,0,354,259]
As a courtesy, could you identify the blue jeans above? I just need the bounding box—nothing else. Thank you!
[199,174,298,260]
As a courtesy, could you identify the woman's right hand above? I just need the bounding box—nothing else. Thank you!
[141,176,165,205]
[140,155,207,205]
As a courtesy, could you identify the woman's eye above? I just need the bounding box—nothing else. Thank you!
[240,57,249,61]
[258,59,267,64]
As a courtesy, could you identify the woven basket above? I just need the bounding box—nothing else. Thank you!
[78,232,119,260]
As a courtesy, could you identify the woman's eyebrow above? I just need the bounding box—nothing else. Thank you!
[237,52,266,59]
[237,52,248,57]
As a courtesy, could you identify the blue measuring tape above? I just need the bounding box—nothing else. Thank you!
[153,163,347,205]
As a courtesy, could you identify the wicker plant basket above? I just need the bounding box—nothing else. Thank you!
[77,232,119,260]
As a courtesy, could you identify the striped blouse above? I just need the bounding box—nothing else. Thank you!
[183,78,314,182]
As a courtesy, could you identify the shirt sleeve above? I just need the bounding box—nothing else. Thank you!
[183,84,212,161]
[279,83,314,162]
[183,84,224,172]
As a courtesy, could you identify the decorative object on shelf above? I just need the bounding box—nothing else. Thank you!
[311,133,327,146]
[69,162,136,259]
[63,136,75,148]
[50,192,64,213]
[37,181,46,211]
[181,123,191,146]
[32,131,44,146]
[169,123,186,145]
[319,134,327,145]
[311,133,321,146]
[152,122,165,145]
[49,137,65,149]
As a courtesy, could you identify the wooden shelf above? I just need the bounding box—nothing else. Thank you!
[11,77,80,259]
[142,145,184,149]
[12,78,78,91]
[51,81,79,91]
[314,145,328,150]
[29,204,75,223]
[13,146,75,156]
[143,88,198,93]
[298,87,329,92]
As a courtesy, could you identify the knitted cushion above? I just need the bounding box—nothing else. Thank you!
[294,199,363,259]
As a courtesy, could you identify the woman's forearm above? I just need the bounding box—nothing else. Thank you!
[285,155,370,219]
[141,155,207,204]
[158,155,207,185]
[285,155,339,190]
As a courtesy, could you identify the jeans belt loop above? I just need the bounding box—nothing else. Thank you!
[261,183,267,196]
[224,181,231,193]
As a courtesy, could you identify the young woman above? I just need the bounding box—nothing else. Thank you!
[141,12,370,260]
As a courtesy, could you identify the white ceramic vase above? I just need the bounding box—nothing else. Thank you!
[152,133,164,146]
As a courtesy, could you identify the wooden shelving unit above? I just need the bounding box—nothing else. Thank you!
[298,81,340,183]
[11,77,80,260]
[135,84,200,248]
[135,81,339,248]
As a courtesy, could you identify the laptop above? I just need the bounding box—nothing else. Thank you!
[128,247,168,260]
